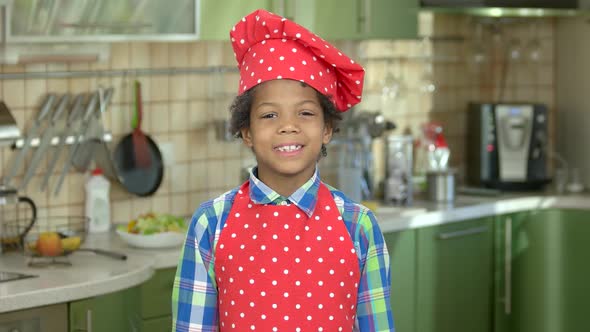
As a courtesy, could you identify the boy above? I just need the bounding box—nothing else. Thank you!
[173,9,394,332]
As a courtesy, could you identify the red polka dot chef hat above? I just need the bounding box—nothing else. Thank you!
[230,9,365,112]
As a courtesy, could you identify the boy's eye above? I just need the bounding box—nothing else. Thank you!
[261,113,277,119]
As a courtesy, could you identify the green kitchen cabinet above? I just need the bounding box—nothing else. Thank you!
[125,267,177,331]
[384,229,416,332]
[416,217,494,332]
[68,268,176,332]
[274,0,360,41]
[69,287,139,332]
[199,0,273,40]
[494,209,590,332]
[274,0,419,41]
[361,0,418,39]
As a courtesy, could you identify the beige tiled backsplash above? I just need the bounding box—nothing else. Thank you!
[0,13,556,224]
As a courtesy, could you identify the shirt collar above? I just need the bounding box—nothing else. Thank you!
[248,166,321,217]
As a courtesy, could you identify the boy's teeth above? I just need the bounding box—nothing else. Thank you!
[277,145,301,152]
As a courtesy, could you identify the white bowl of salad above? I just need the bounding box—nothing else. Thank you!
[116,213,188,249]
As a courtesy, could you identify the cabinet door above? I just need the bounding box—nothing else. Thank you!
[383,230,416,332]
[0,304,67,332]
[141,316,173,332]
[277,0,418,41]
[495,209,590,332]
[140,267,177,319]
[10,0,198,42]
[365,0,418,39]
[200,0,273,40]
[69,289,139,332]
[416,217,494,332]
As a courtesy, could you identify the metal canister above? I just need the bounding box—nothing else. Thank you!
[426,169,456,203]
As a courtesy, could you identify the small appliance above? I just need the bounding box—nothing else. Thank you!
[467,103,550,191]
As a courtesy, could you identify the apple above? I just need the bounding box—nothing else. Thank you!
[36,232,63,257]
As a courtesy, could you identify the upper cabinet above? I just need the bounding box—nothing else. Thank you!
[199,0,273,40]
[4,0,199,42]
[362,0,418,40]
[1,0,418,43]
[272,0,418,41]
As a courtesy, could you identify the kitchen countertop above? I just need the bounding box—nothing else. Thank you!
[376,193,590,233]
[1,192,589,313]
[0,232,182,313]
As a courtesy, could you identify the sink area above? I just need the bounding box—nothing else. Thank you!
[0,271,37,283]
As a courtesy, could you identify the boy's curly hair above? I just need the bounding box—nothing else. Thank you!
[228,82,343,157]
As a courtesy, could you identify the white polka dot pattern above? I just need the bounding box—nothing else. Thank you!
[214,181,360,331]
[229,9,364,111]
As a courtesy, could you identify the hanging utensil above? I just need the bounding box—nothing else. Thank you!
[131,80,151,168]
[87,87,120,181]
[40,94,86,192]
[19,94,70,191]
[2,94,56,187]
[113,81,164,196]
[72,87,113,171]
[53,92,99,196]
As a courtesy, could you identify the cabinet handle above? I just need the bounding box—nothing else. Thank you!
[437,225,489,240]
[74,310,93,332]
[504,217,512,314]
[87,309,93,332]
[356,0,371,34]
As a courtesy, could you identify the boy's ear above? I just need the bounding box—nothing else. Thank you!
[322,124,333,145]
[241,127,253,147]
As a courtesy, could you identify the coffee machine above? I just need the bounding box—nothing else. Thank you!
[467,103,550,190]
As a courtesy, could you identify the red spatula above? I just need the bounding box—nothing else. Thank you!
[132,80,152,168]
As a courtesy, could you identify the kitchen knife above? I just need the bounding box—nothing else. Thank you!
[2,94,56,187]
[53,92,99,196]
[40,94,85,192]
[19,94,70,190]
[72,87,114,172]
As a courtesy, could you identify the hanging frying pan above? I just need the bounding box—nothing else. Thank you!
[112,81,163,197]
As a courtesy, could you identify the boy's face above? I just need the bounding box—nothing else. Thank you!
[240,79,333,186]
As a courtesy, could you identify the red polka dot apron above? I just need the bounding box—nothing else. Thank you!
[214,181,360,331]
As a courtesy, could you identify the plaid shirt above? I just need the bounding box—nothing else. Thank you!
[172,167,394,331]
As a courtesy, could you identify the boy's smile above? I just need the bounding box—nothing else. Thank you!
[240,79,333,196]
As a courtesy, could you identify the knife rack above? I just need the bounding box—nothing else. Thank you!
[12,132,112,149]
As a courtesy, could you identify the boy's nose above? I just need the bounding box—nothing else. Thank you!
[278,118,300,134]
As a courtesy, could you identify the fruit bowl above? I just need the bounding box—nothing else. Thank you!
[4,216,89,267]
[116,229,185,249]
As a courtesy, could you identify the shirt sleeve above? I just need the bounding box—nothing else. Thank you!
[172,205,219,332]
[355,209,395,332]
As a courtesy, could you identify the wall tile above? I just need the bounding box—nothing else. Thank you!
[189,42,207,67]
[152,196,170,214]
[150,76,169,102]
[25,80,47,108]
[206,159,225,190]
[170,163,189,193]
[190,161,207,189]
[110,43,131,70]
[169,43,189,67]
[3,80,26,108]
[132,197,153,216]
[170,193,190,217]
[130,43,150,69]
[170,102,189,132]
[170,74,188,101]
[150,43,169,68]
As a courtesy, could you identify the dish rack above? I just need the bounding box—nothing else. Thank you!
[2,216,89,267]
